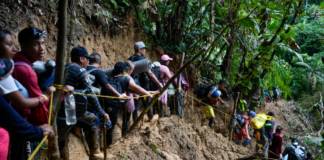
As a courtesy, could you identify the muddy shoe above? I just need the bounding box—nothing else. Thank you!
[90,153,104,160]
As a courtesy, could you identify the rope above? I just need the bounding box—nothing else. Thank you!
[28,92,54,160]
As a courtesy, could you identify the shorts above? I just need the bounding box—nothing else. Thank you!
[202,104,214,118]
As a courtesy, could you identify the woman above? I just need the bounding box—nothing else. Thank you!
[268,125,283,159]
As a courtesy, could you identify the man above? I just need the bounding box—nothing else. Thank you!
[235,114,251,147]
[101,62,156,146]
[128,41,162,121]
[282,138,306,160]
[57,46,109,159]
[265,112,275,147]
[201,80,227,128]
[247,111,269,156]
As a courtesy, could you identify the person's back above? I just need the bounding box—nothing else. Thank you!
[269,125,283,159]
[283,138,306,160]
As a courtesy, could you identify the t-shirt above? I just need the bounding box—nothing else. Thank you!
[242,115,249,125]
[127,55,144,62]
[116,76,130,93]
[208,85,219,95]
[159,65,172,83]
[86,65,108,89]
[0,75,18,95]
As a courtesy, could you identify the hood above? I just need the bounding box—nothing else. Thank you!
[12,52,33,66]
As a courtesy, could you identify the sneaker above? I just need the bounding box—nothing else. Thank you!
[90,153,104,160]
[237,142,241,145]
[243,139,250,147]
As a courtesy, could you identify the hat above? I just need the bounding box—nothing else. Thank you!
[71,46,93,59]
[268,111,275,117]
[18,27,48,44]
[212,90,220,98]
[161,55,173,61]
[114,62,130,73]
[276,125,283,133]
[292,137,298,146]
[248,111,256,118]
[134,41,149,50]
[0,58,14,80]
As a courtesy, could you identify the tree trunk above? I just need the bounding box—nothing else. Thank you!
[221,27,235,79]
[49,0,68,159]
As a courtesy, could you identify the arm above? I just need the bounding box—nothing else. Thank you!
[0,95,44,141]
[244,124,251,139]
[96,71,121,97]
[217,97,226,105]
[128,79,153,98]
[279,137,283,154]
[146,69,162,87]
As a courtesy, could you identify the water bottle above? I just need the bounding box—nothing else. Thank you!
[120,92,127,103]
[65,93,77,125]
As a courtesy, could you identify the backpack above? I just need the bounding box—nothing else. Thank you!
[149,63,164,91]
[129,55,150,85]
[101,76,123,107]
[264,117,274,133]
[288,146,306,160]
[15,61,49,125]
[236,114,246,128]
[193,84,216,99]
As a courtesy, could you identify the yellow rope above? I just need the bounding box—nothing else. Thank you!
[28,92,54,160]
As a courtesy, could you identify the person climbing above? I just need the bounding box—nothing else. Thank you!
[57,46,109,159]
[200,80,227,128]
[305,152,314,160]
[101,62,157,146]
[247,111,269,156]
[0,58,55,160]
[235,114,251,147]
[9,27,73,160]
[282,137,306,160]
[265,112,275,148]
[268,125,283,159]
[127,41,163,122]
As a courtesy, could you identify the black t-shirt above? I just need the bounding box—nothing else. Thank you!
[116,76,130,93]
[86,65,109,88]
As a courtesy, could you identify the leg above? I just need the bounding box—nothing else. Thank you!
[106,108,120,146]
[142,84,153,120]
[133,100,139,122]
[159,101,163,118]
[122,112,131,134]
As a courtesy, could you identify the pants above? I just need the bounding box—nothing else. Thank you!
[0,127,9,160]
[236,126,248,141]
[140,84,153,119]
[106,107,120,146]
[169,95,176,114]
[202,104,215,118]
[57,111,100,151]
[153,100,163,118]
[255,139,269,155]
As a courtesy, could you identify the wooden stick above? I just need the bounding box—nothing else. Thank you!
[128,47,208,132]
[229,92,240,141]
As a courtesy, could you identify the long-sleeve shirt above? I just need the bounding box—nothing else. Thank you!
[268,133,283,159]
[0,95,43,141]
[266,119,275,142]
[65,63,105,117]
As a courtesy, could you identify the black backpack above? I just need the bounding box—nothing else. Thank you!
[129,55,150,85]
[101,76,123,107]
[236,114,246,128]
[193,84,215,99]
[149,65,164,90]
[264,119,273,133]
[287,146,306,160]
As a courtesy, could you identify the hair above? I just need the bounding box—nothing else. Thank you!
[125,60,135,69]
[159,60,168,66]
[0,29,11,42]
[267,111,275,117]
[218,79,227,85]
[89,53,101,64]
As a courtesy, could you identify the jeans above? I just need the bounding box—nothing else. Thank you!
[122,103,139,134]
[57,111,100,151]
[133,100,139,122]
[106,107,120,146]
[139,84,153,119]
[153,100,163,118]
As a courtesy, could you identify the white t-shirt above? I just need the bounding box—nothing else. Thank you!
[0,75,18,95]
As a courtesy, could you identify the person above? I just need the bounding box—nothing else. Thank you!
[305,152,314,160]
[247,111,268,156]
[0,58,55,160]
[128,41,162,122]
[201,80,227,128]
[265,112,275,147]
[101,62,157,146]
[57,46,109,159]
[9,27,73,160]
[268,125,283,159]
[235,114,251,147]
[282,137,306,160]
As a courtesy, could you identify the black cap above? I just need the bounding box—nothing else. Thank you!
[114,62,130,73]
[292,137,298,145]
[18,27,48,44]
[71,46,93,59]
[268,112,275,117]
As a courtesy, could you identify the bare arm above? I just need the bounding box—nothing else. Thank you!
[146,69,162,87]
[128,79,152,97]
[245,124,251,139]
[217,97,226,105]
[5,90,41,109]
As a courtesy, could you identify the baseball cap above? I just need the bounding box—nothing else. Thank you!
[71,46,93,59]
[292,137,298,146]
[0,58,14,80]
[134,41,149,50]
[114,62,130,73]
[18,27,48,44]
[161,55,173,61]
[248,111,256,118]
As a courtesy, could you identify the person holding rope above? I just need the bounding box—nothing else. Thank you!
[235,114,251,147]
[57,46,109,159]
[268,125,283,159]
[282,137,306,160]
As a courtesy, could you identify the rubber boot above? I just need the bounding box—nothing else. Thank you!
[243,139,250,147]
[73,126,82,138]
[209,118,214,128]
[90,130,104,160]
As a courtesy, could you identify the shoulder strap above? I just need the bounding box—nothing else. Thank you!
[15,61,32,69]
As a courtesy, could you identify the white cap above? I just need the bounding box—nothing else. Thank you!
[134,41,149,50]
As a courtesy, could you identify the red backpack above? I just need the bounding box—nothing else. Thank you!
[15,61,49,125]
